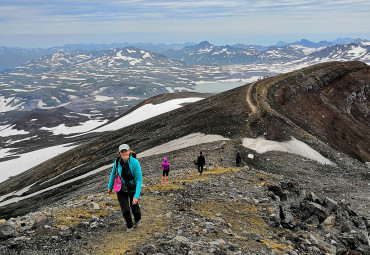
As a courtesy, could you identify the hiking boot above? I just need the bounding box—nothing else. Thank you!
[165,180,167,184]
[133,221,140,229]
[161,180,163,184]
[126,227,134,233]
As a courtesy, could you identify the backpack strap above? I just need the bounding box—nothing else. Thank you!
[115,157,121,176]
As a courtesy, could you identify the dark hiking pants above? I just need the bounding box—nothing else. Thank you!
[117,190,141,229]
[198,165,204,174]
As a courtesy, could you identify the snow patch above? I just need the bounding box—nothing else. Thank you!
[138,133,230,158]
[40,119,107,135]
[0,143,79,183]
[95,95,114,101]
[0,125,29,137]
[348,46,367,58]
[92,97,203,133]
[0,96,24,113]
[242,137,333,165]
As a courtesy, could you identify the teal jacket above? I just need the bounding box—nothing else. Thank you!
[108,156,142,200]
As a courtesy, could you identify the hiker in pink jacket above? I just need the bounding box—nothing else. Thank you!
[161,158,170,183]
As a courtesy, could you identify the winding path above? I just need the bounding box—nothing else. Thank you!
[246,82,257,114]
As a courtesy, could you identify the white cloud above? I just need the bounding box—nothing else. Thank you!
[0,0,369,47]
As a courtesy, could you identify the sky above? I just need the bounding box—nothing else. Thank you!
[0,0,370,48]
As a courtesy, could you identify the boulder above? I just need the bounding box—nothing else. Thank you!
[306,192,323,205]
[33,215,49,229]
[88,202,100,210]
[0,221,15,239]
[323,197,338,213]
[280,205,296,229]
[306,202,328,223]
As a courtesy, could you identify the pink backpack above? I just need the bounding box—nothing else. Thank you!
[113,162,122,192]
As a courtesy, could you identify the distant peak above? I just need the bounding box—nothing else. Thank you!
[197,41,213,47]
[274,41,288,47]
[300,39,312,43]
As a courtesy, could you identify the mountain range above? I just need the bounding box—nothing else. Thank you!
[0,61,369,254]
[163,40,370,65]
[1,38,369,72]
[1,39,369,125]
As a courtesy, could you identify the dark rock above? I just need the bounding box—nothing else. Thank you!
[306,202,328,223]
[306,215,320,225]
[345,204,358,217]
[352,216,367,230]
[306,192,323,205]
[323,196,339,213]
[280,205,297,229]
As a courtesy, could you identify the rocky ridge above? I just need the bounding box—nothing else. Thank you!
[0,149,369,254]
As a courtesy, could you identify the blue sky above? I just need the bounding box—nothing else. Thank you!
[0,0,369,48]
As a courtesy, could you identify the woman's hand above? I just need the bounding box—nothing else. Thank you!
[108,189,112,195]
[132,197,138,205]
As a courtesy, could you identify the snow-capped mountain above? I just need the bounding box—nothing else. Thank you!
[296,42,370,65]
[0,47,196,122]
[163,40,370,65]
[164,41,262,64]
[15,47,184,73]
[0,42,196,72]
[0,46,56,72]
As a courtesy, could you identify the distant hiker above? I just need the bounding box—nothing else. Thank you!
[161,158,170,184]
[197,152,206,175]
[108,144,142,233]
[236,152,242,167]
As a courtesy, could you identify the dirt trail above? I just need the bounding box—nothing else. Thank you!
[247,78,324,144]
[246,82,257,114]
[79,167,289,255]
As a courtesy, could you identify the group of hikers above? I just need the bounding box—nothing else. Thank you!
[107,143,242,233]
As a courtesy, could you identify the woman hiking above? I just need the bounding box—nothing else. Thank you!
[161,158,170,183]
[108,144,142,232]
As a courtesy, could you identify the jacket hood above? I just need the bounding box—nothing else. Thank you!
[163,158,167,162]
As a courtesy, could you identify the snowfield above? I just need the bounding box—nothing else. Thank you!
[242,137,333,165]
[0,143,78,183]
[91,97,203,133]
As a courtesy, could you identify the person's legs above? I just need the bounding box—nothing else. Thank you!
[199,165,203,175]
[128,192,141,223]
[163,170,169,183]
[117,191,134,229]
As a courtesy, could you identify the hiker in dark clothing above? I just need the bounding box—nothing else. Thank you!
[197,152,206,175]
[236,152,242,167]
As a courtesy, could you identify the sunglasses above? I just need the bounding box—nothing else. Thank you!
[120,149,128,153]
